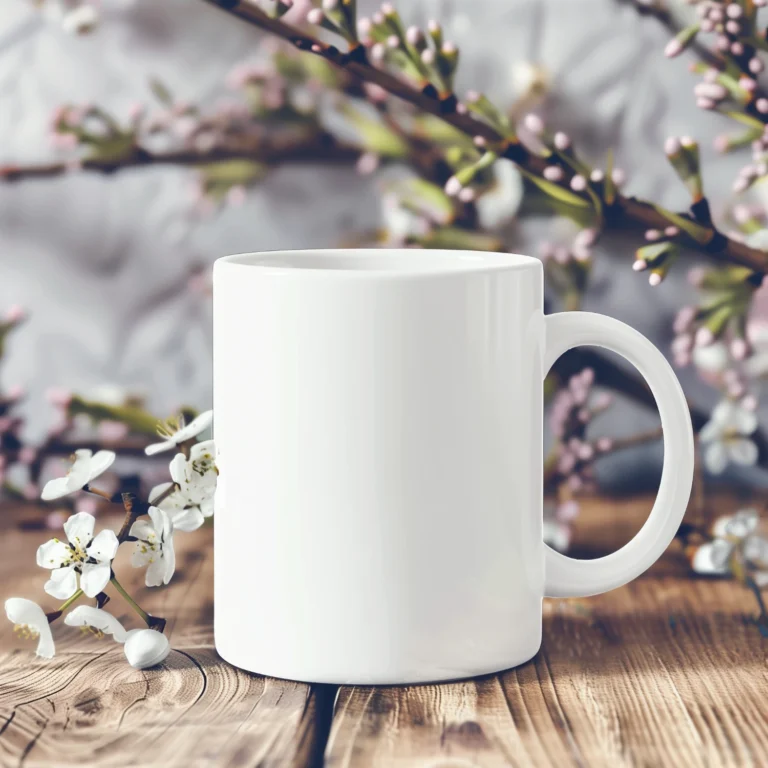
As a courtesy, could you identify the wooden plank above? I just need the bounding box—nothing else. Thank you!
[0,506,332,768]
[326,498,768,767]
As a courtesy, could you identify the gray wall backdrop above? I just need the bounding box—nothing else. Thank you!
[0,0,754,487]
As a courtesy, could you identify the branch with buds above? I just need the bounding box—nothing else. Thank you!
[5,410,216,667]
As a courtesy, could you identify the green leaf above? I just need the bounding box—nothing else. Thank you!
[149,78,173,107]
[520,168,591,209]
[339,105,410,157]
[649,204,710,244]
[68,396,161,436]
[411,114,476,150]
[199,159,267,186]
[419,227,503,251]
[86,135,136,165]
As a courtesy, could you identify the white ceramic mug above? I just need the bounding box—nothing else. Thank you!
[213,249,694,685]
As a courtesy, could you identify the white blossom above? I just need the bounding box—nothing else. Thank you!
[130,507,176,587]
[475,161,524,230]
[61,3,99,34]
[124,629,171,669]
[41,449,115,501]
[65,607,171,669]
[692,509,768,586]
[699,400,758,474]
[5,598,55,658]
[168,440,217,519]
[36,512,119,599]
[145,410,213,456]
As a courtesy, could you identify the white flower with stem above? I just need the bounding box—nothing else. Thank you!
[145,410,213,456]
[65,606,170,669]
[40,449,115,500]
[692,509,768,586]
[130,506,176,587]
[36,511,119,599]
[699,399,758,474]
[146,440,217,532]
[5,598,55,659]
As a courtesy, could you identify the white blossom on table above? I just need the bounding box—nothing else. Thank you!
[65,606,170,669]
[5,599,55,659]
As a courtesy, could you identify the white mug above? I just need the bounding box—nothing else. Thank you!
[213,249,694,685]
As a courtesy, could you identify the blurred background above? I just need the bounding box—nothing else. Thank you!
[2,0,767,527]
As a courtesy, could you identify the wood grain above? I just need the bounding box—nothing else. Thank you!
[0,507,332,768]
[1,497,767,767]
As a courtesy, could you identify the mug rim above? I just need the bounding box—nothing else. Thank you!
[214,248,541,278]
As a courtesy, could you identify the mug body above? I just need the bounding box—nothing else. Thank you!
[213,249,545,685]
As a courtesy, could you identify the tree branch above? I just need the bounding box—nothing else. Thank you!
[0,130,360,182]
[201,0,768,274]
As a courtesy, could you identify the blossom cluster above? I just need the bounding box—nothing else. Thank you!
[5,411,215,668]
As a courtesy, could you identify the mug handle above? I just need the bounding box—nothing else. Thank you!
[542,312,695,597]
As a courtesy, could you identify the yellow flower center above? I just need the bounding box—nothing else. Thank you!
[14,624,40,641]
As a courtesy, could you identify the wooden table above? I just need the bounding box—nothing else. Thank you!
[1,497,766,767]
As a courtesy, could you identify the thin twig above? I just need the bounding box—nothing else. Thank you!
[202,0,768,274]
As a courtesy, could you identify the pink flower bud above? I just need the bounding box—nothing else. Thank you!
[731,42,744,56]
[523,113,545,136]
[714,134,730,153]
[557,500,580,522]
[648,272,662,287]
[421,48,436,65]
[553,131,571,151]
[664,226,679,237]
[674,306,696,333]
[570,174,586,191]
[730,337,749,360]
[645,229,661,241]
[611,168,626,186]
[725,19,741,34]
[696,97,716,110]
[727,3,743,18]
[444,176,462,196]
[589,169,604,183]
[458,187,476,203]
[574,228,596,248]
[356,152,379,175]
[306,7,324,24]
[664,137,681,155]
[742,393,759,411]
[386,34,400,49]
[596,437,613,453]
[695,326,714,347]
[632,259,648,272]
[664,38,683,58]
[543,166,564,182]
[757,98,768,114]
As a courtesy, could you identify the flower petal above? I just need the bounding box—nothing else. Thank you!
[86,450,116,482]
[5,598,55,658]
[744,534,768,567]
[44,565,79,600]
[692,540,732,574]
[145,557,167,587]
[123,629,170,669]
[710,400,736,428]
[129,519,155,541]
[86,529,119,564]
[63,511,96,548]
[727,438,758,467]
[176,410,213,442]
[79,562,111,598]
[475,161,524,230]
[67,449,95,489]
[40,476,72,501]
[64,605,128,642]
[162,540,176,585]
[171,507,204,532]
[704,441,729,474]
[715,509,759,539]
[733,407,758,435]
[145,439,175,456]
[200,497,215,518]
[168,453,186,485]
[148,482,181,509]
[148,506,173,543]
[36,538,72,569]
